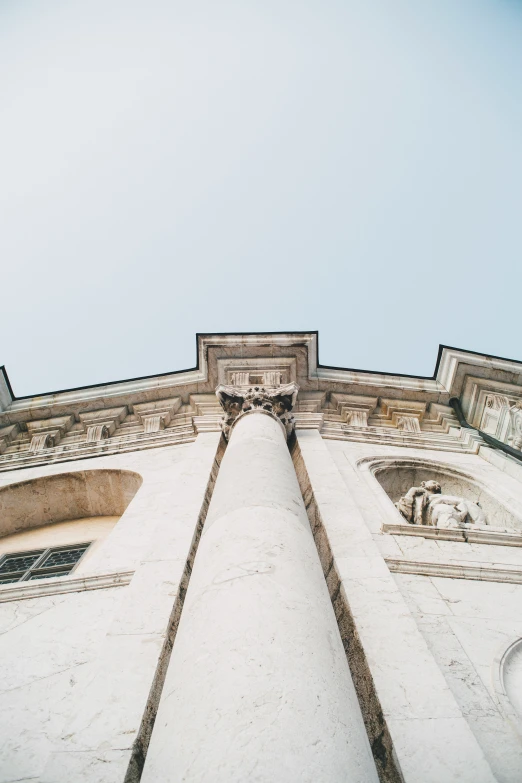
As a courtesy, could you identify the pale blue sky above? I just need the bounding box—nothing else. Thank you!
[2,0,521,395]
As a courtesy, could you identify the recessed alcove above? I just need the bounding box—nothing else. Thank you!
[371,459,521,531]
[0,469,143,538]
[502,639,522,721]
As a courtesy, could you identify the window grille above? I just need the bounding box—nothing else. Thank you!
[0,543,91,584]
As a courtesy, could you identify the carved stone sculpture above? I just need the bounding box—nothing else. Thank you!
[216,383,298,440]
[396,480,488,529]
[509,401,522,450]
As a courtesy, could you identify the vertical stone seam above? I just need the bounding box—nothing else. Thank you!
[123,436,227,783]
[290,438,404,783]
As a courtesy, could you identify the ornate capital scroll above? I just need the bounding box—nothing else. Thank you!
[216,383,299,440]
[86,424,110,443]
[29,432,56,452]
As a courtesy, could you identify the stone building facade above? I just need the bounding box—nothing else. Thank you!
[0,332,522,783]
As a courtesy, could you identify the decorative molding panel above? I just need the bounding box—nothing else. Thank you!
[385,558,522,585]
[382,522,522,548]
[216,357,297,388]
[0,570,134,603]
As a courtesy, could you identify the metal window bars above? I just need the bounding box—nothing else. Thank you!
[0,543,91,584]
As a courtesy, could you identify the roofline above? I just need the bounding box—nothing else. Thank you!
[3,332,522,402]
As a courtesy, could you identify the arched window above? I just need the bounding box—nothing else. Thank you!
[0,469,142,582]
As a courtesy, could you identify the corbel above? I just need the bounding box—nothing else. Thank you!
[133,397,182,434]
[79,407,128,442]
[380,399,426,432]
[331,394,378,428]
[0,424,20,454]
[26,415,75,452]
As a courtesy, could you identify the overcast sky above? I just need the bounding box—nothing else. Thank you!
[2,0,522,396]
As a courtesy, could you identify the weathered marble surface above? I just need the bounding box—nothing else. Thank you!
[0,437,220,783]
[1,334,522,782]
[300,433,497,782]
[0,587,124,783]
[142,411,378,783]
[326,437,522,781]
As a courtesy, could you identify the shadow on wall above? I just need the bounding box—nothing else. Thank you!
[372,460,521,531]
[0,470,143,537]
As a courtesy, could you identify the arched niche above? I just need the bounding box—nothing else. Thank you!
[0,469,143,538]
[369,458,521,531]
[502,639,522,722]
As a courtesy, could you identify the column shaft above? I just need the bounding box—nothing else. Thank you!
[142,411,377,783]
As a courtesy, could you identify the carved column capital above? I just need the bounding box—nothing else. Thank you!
[216,383,299,440]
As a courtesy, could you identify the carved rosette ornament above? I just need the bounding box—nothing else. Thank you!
[216,383,299,440]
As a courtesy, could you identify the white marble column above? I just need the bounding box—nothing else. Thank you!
[142,386,378,783]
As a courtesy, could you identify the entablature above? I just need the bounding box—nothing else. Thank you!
[0,332,521,469]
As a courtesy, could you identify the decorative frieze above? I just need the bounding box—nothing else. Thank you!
[229,370,284,387]
[216,383,298,440]
[217,357,297,389]
[229,372,249,386]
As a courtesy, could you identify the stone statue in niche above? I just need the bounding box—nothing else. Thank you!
[509,401,522,450]
[396,480,488,529]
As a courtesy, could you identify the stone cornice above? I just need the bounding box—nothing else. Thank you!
[0,570,134,603]
[0,334,457,420]
[383,522,522,547]
[1,335,522,461]
[385,557,522,585]
[0,426,195,473]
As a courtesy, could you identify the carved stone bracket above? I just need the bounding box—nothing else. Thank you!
[134,398,182,434]
[79,407,127,442]
[86,424,110,443]
[332,394,378,429]
[396,415,421,433]
[0,424,19,454]
[29,432,58,452]
[26,415,74,452]
[216,383,299,440]
[380,399,426,432]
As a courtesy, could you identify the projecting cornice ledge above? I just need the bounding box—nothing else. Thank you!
[2,334,522,425]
